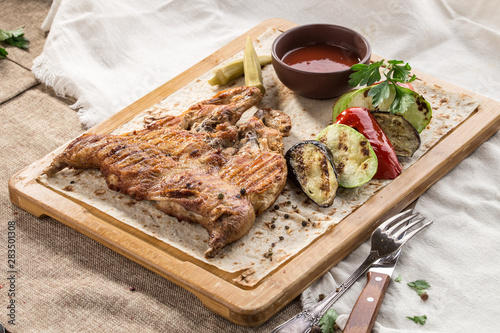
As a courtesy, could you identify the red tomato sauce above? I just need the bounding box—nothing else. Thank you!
[282,43,360,73]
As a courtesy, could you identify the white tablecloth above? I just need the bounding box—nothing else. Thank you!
[33,1,500,331]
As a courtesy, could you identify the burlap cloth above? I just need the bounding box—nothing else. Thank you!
[0,2,300,332]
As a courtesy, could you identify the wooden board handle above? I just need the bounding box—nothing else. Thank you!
[343,272,391,333]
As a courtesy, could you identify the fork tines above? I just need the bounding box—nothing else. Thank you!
[382,209,433,244]
[378,209,415,231]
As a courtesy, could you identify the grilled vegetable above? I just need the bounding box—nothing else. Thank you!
[316,124,378,188]
[208,55,272,86]
[244,36,265,94]
[332,84,432,133]
[372,111,421,157]
[332,88,358,120]
[285,141,338,207]
[336,107,402,179]
[348,60,417,115]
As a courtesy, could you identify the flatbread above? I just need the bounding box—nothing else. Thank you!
[39,28,480,286]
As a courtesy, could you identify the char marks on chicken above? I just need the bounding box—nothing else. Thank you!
[44,86,291,258]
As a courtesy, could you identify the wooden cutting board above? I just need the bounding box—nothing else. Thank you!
[9,18,500,326]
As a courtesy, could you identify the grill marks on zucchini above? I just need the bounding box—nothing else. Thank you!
[316,124,378,188]
[285,141,338,207]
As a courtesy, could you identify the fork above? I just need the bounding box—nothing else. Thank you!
[271,209,432,333]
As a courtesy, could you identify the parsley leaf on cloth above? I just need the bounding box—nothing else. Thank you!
[348,59,417,115]
[0,27,30,58]
[406,314,427,325]
[319,308,339,333]
[408,279,430,295]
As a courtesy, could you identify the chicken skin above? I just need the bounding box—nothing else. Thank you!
[45,86,291,257]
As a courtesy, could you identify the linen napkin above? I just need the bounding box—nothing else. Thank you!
[33,1,500,332]
[32,0,260,128]
[300,2,500,330]
[301,132,500,332]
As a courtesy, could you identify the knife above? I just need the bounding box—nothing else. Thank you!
[342,242,403,333]
[342,198,422,333]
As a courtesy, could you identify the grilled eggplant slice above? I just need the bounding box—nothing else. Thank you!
[373,111,421,157]
[286,140,338,207]
[316,124,378,188]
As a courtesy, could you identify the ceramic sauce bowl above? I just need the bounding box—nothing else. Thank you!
[272,24,371,99]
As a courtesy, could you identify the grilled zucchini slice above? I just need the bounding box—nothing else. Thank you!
[316,124,378,188]
[332,85,432,133]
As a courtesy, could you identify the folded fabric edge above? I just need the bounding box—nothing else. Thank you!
[32,54,78,100]
[41,0,63,32]
[76,106,111,129]
[32,54,97,127]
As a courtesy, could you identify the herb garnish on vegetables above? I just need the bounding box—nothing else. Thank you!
[0,27,29,58]
[406,314,427,325]
[349,60,417,115]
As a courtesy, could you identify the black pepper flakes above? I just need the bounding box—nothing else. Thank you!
[285,226,290,230]
[284,214,289,219]
[70,180,75,184]
[302,221,308,227]
[217,193,224,200]
[279,236,285,241]
[318,293,325,301]
[240,188,246,195]
[274,204,280,210]
[271,223,276,229]
[264,249,273,259]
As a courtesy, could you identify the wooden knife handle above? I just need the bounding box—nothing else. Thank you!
[343,272,391,333]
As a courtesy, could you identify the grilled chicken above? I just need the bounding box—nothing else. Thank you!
[45,86,291,258]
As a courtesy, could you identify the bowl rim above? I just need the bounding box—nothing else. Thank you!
[271,23,372,75]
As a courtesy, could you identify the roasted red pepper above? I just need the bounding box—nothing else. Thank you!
[335,107,402,179]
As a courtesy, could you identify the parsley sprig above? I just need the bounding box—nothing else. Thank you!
[319,308,339,333]
[408,279,430,296]
[349,59,417,115]
[0,27,30,58]
[406,314,427,325]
